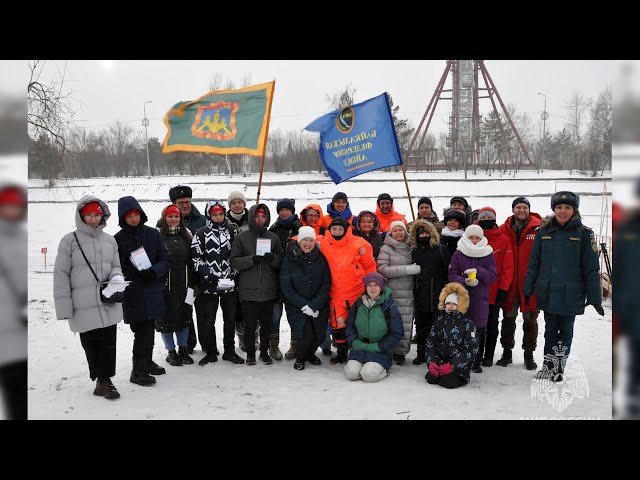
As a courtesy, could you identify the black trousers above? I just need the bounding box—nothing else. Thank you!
[415,310,439,357]
[242,300,274,355]
[297,318,321,362]
[194,292,237,353]
[79,324,117,381]
[425,371,468,389]
[129,320,155,362]
[0,360,27,420]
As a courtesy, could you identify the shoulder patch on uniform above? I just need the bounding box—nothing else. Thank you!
[358,246,366,256]
[590,233,598,253]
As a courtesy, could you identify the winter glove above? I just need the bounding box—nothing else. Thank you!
[138,268,156,282]
[301,305,315,317]
[428,362,440,378]
[464,278,479,287]
[262,252,275,263]
[463,268,477,276]
[524,295,531,306]
[438,363,454,376]
[110,274,125,283]
[312,310,320,318]
[405,263,421,275]
[496,289,508,305]
[589,303,605,316]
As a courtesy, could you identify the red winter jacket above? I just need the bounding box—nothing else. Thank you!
[498,212,542,312]
[483,226,514,305]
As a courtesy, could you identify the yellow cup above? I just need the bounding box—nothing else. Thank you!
[468,271,477,281]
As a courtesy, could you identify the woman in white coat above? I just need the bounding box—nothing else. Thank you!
[54,195,124,400]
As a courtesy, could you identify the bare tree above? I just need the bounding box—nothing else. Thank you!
[103,121,136,177]
[208,72,223,92]
[240,73,253,88]
[27,60,77,185]
[325,83,356,110]
[564,91,592,172]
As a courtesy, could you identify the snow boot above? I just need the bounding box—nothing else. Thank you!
[166,349,183,366]
[269,333,283,361]
[145,358,166,376]
[260,350,273,365]
[198,352,218,366]
[130,357,156,386]
[178,346,194,365]
[330,342,348,365]
[524,350,537,370]
[284,337,297,360]
[496,348,512,367]
[94,378,120,399]
[222,348,245,364]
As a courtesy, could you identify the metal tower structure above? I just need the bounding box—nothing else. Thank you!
[407,60,534,176]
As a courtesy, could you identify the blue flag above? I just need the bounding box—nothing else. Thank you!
[304,92,403,184]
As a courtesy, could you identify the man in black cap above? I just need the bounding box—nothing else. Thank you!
[495,196,542,370]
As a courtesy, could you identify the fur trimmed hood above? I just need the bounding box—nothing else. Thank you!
[438,282,470,314]
[409,219,440,248]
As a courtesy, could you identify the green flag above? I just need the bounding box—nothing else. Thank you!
[162,81,275,156]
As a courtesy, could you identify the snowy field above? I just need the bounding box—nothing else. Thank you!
[26,168,613,420]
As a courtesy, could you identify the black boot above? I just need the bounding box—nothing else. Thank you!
[145,359,166,375]
[245,353,257,366]
[259,350,273,365]
[524,351,537,370]
[178,346,194,365]
[198,352,218,366]
[496,348,512,367]
[473,328,485,372]
[393,353,406,365]
[222,348,245,364]
[413,350,426,365]
[293,359,305,370]
[166,349,183,366]
[483,326,498,367]
[130,357,156,386]
[330,342,348,365]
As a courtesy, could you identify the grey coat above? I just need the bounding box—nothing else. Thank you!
[0,218,27,367]
[53,196,123,333]
[377,235,416,356]
[230,204,283,302]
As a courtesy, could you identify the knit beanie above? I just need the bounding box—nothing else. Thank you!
[464,224,484,239]
[332,192,348,204]
[363,271,387,290]
[297,226,316,243]
[80,201,103,216]
[477,207,497,221]
[227,191,246,206]
[511,196,530,211]
[450,196,469,209]
[276,198,296,215]
[445,292,459,306]
[389,220,407,234]
[418,197,432,208]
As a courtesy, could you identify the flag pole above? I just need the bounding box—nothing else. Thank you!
[256,80,276,204]
[401,163,415,221]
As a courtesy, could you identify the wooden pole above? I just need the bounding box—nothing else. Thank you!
[401,163,415,221]
[256,81,276,204]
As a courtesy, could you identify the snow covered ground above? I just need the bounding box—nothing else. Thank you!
[26,169,613,419]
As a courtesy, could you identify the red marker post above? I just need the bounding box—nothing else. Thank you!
[41,247,47,269]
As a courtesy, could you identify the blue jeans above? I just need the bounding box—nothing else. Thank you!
[272,302,284,335]
[161,327,189,351]
[543,313,576,359]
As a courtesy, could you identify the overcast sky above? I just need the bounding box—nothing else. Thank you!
[6,60,619,143]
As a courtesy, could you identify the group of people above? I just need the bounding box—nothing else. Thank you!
[53,184,605,398]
